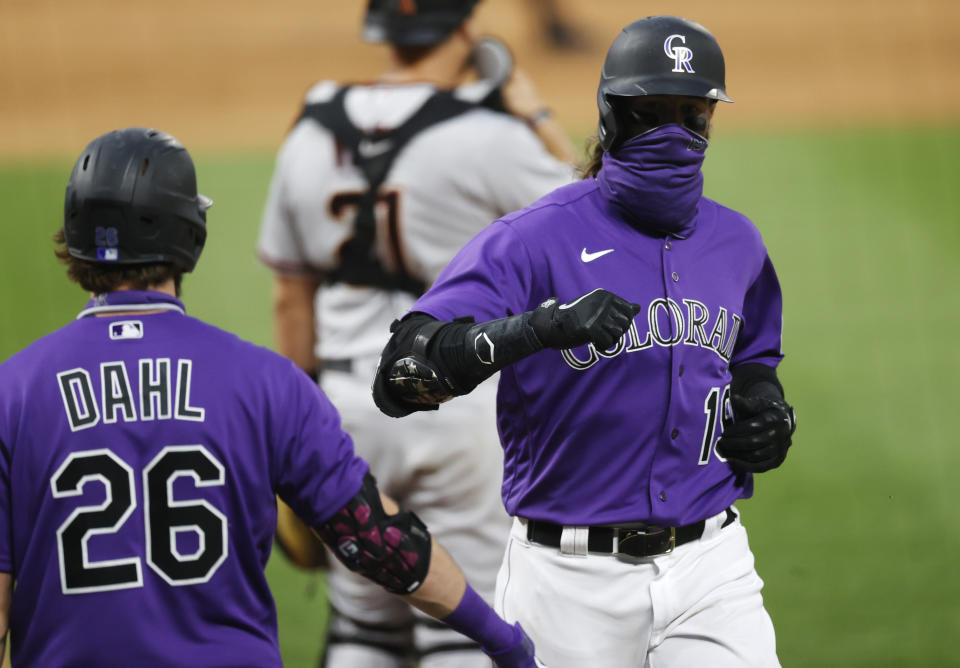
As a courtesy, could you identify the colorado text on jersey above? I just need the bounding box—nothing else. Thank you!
[561,297,742,371]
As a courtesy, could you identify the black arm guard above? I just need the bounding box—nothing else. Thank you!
[371,289,641,418]
[372,315,455,418]
[372,312,544,418]
[314,473,431,595]
[445,311,545,384]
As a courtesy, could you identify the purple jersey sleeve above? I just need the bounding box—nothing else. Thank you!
[0,436,10,573]
[414,220,536,322]
[270,364,369,527]
[0,372,17,573]
[730,252,784,368]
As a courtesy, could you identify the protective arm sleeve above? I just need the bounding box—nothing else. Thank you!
[730,362,785,401]
[373,288,641,418]
[313,472,431,595]
[436,311,544,388]
[371,312,541,418]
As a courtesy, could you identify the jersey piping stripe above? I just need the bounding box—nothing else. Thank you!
[496,537,515,620]
[76,303,185,319]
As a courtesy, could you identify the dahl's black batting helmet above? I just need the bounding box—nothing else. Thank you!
[364,0,480,46]
[63,128,211,272]
[597,16,733,150]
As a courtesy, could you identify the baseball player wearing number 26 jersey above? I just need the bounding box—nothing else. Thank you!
[374,16,797,668]
[0,128,543,668]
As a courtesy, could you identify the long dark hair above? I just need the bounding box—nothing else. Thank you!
[580,135,605,180]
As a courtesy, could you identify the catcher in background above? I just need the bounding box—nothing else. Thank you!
[373,15,797,668]
[0,127,543,668]
[257,0,575,666]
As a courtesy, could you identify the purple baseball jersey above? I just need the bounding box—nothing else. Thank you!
[414,170,784,527]
[0,291,368,666]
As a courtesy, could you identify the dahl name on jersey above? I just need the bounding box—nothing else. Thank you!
[57,358,205,431]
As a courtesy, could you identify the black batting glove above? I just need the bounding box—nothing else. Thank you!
[717,394,797,474]
[529,288,642,350]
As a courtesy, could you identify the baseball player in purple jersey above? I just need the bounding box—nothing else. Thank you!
[373,16,797,667]
[0,127,544,667]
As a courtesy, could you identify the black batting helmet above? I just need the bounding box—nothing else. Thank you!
[63,128,211,272]
[597,16,733,151]
[363,0,480,46]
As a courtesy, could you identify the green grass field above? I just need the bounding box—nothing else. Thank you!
[2,125,958,666]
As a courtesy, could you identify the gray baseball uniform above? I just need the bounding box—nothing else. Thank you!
[258,80,572,665]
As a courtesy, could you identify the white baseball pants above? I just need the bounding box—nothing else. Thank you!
[494,508,780,668]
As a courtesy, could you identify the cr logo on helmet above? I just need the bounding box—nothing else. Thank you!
[664,34,695,73]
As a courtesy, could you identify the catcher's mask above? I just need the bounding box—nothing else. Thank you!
[363,0,480,46]
[597,15,733,151]
[63,127,211,272]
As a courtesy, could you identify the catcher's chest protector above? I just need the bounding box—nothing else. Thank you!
[299,88,477,296]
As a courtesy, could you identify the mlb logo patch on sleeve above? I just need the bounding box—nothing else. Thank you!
[110,320,144,340]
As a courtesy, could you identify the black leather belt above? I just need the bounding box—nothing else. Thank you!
[526,508,736,558]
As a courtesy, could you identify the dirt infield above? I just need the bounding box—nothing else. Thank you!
[1,0,958,159]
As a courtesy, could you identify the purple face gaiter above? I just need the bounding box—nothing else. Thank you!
[597,124,708,238]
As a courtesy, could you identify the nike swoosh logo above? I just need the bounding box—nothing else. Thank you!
[581,247,615,263]
[357,139,393,158]
[558,288,603,310]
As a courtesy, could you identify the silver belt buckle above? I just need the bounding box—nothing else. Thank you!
[615,526,676,557]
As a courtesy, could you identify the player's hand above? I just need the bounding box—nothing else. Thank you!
[483,623,544,668]
[716,394,797,473]
[529,289,641,351]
